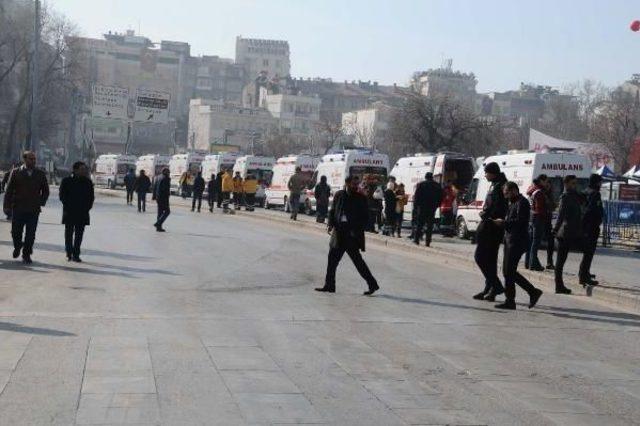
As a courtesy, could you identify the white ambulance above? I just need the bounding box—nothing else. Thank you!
[390,152,475,220]
[169,152,206,194]
[201,152,241,184]
[92,154,137,188]
[264,155,319,212]
[135,154,170,181]
[233,155,276,206]
[455,150,592,239]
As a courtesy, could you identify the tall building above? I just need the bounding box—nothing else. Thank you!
[413,64,477,106]
[259,86,321,139]
[192,55,246,105]
[235,36,291,80]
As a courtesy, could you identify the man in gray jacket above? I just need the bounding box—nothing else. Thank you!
[288,166,307,221]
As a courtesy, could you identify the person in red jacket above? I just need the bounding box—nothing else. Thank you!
[525,174,555,271]
[439,181,457,237]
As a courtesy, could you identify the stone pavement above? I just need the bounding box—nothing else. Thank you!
[0,191,639,425]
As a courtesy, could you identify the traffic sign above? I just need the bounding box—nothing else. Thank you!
[91,84,129,120]
[134,89,170,124]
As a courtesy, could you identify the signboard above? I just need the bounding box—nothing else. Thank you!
[134,89,170,124]
[92,85,129,120]
[619,184,640,201]
[529,128,614,170]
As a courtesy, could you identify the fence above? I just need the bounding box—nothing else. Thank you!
[603,200,640,247]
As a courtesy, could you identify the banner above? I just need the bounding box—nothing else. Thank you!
[134,89,170,124]
[529,128,614,171]
[91,85,129,120]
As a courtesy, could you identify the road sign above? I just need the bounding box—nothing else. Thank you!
[134,89,170,124]
[92,85,129,120]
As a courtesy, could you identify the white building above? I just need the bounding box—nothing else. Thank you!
[342,102,394,149]
[261,90,321,137]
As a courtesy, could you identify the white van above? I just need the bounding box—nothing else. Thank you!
[201,152,241,185]
[455,150,592,239]
[169,152,206,194]
[265,155,319,212]
[390,152,475,220]
[92,154,137,188]
[135,154,170,181]
[311,149,389,194]
[233,155,276,206]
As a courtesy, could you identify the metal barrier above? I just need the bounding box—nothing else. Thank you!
[603,200,640,247]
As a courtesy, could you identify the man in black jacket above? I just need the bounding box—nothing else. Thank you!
[315,175,379,295]
[59,161,94,262]
[191,171,205,212]
[473,162,507,302]
[134,170,151,213]
[413,172,443,246]
[553,175,582,294]
[215,170,225,208]
[153,168,171,232]
[207,174,217,212]
[495,182,543,310]
[579,174,604,286]
[124,168,136,205]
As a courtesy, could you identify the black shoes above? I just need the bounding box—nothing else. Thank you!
[546,264,555,270]
[12,247,21,259]
[364,284,380,296]
[73,257,82,263]
[580,279,599,287]
[314,287,335,293]
[529,289,543,309]
[473,291,487,300]
[495,302,516,310]
[555,286,572,295]
[483,288,504,302]
[22,254,32,264]
[529,265,545,272]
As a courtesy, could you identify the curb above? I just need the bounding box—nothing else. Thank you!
[95,188,640,314]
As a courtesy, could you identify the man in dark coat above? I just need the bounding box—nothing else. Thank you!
[315,175,379,295]
[207,173,218,212]
[314,175,331,224]
[134,170,151,213]
[123,168,136,205]
[579,174,604,286]
[3,151,49,264]
[191,171,205,212]
[153,168,171,232]
[553,175,582,294]
[495,181,543,310]
[215,170,225,208]
[413,172,443,246]
[473,162,507,302]
[59,161,94,262]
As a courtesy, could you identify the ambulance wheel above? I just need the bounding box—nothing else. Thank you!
[284,196,290,213]
[456,217,470,240]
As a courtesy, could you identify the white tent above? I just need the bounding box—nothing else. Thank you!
[623,165,640,179]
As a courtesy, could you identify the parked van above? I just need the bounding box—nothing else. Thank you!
[201,152,241,186]
[390,152,475,220]
[135,154,170,181]
[265,155,319,212]
[169,152,206,195]
[456,150,592,239]
[92,154,137,188]
[233,155,275,206]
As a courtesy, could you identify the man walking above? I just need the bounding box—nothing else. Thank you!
[59,161,94,262]
[495,182,543,310]
[473,162,507,301]
[553,175,582,295]
[215,170,225,208]
[314,175,331,223]
[191,171,205,213]
[124,168,136,205]
[288,166,307,221]
[134,169,151,213]
[221,168,234,213]
[413,172,442,246]
[3,151,49,264]
[315,175,379,296]
[207,173,217,212]
[579,174,604,286]
[232,171,244,210]
[153,168,171,232]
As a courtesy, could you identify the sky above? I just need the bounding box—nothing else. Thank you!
[49,0,640,93]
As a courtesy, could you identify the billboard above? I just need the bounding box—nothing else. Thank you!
[134,89,170,124]
[529,128,614,171]
[91,85,129,120]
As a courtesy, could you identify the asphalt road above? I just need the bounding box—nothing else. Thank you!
[0,191,639,425]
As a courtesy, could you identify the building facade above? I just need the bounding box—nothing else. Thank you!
[414,66,477,106]
[341,102,394,149]
[235,37,290,80]
[192,55,246,105]
[260,89,321,138]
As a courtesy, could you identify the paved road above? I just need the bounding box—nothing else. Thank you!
[0,192,639,425]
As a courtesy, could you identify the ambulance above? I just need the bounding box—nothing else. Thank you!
[264,155,319,212]
[169,152,206,195]
[201,152,242,186]
[92,154,137,188]
[135,154,170,181]
[233,155,276,206]
[455,150,592,239]
[390,152,475,221]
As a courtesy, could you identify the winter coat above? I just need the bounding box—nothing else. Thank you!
[232,176,244,192]
[221,172,234,192]
[123,172,136,190]
[504,194,530,249]
[328,189,369,251]
[134,175,151,194]
[154,175,171,207]
[383,188,397,219]
[440,186,456,214]
[243,178,258,194]
[314,181,331,206]
[3,166,49,214]
[59,174,94,226]
[553,189,583,241]
[582,189,604,234]
[395,189,408,214]
[288,172,307,195]
[193,176,205,194]
[413,180,443,214]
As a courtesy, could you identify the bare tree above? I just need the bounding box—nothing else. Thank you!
[343,115,378,149]
[313,119,344,154]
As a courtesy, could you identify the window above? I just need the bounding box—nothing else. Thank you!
[263,59,269,67]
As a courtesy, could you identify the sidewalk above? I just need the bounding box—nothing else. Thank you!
[97,188,640,313]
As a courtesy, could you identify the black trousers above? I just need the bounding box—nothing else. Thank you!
[414,210,435,245]
[579,229,599,282]
[11,211,39,256]
[156,204,170,227]
[137,192,146,212]
[555,237,573,288]
[474,227,504,294]
[126,189,134,204]
[316,202,328,223]
[503,243,537,303]
[208,191,217,210]
[325,241,378,291]
[192,191,203,211]
[216,191,223,208]
[245,193,256,211]
[65,224,85,258]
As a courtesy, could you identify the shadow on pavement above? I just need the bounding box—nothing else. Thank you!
[0,322,75,337]
[379,294,504,314]
[0,240,156,261]
[537,305,640,323]
[80,261,180,276]
[0,260,135,278]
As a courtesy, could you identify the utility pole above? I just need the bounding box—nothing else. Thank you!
[26,0,41,154]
